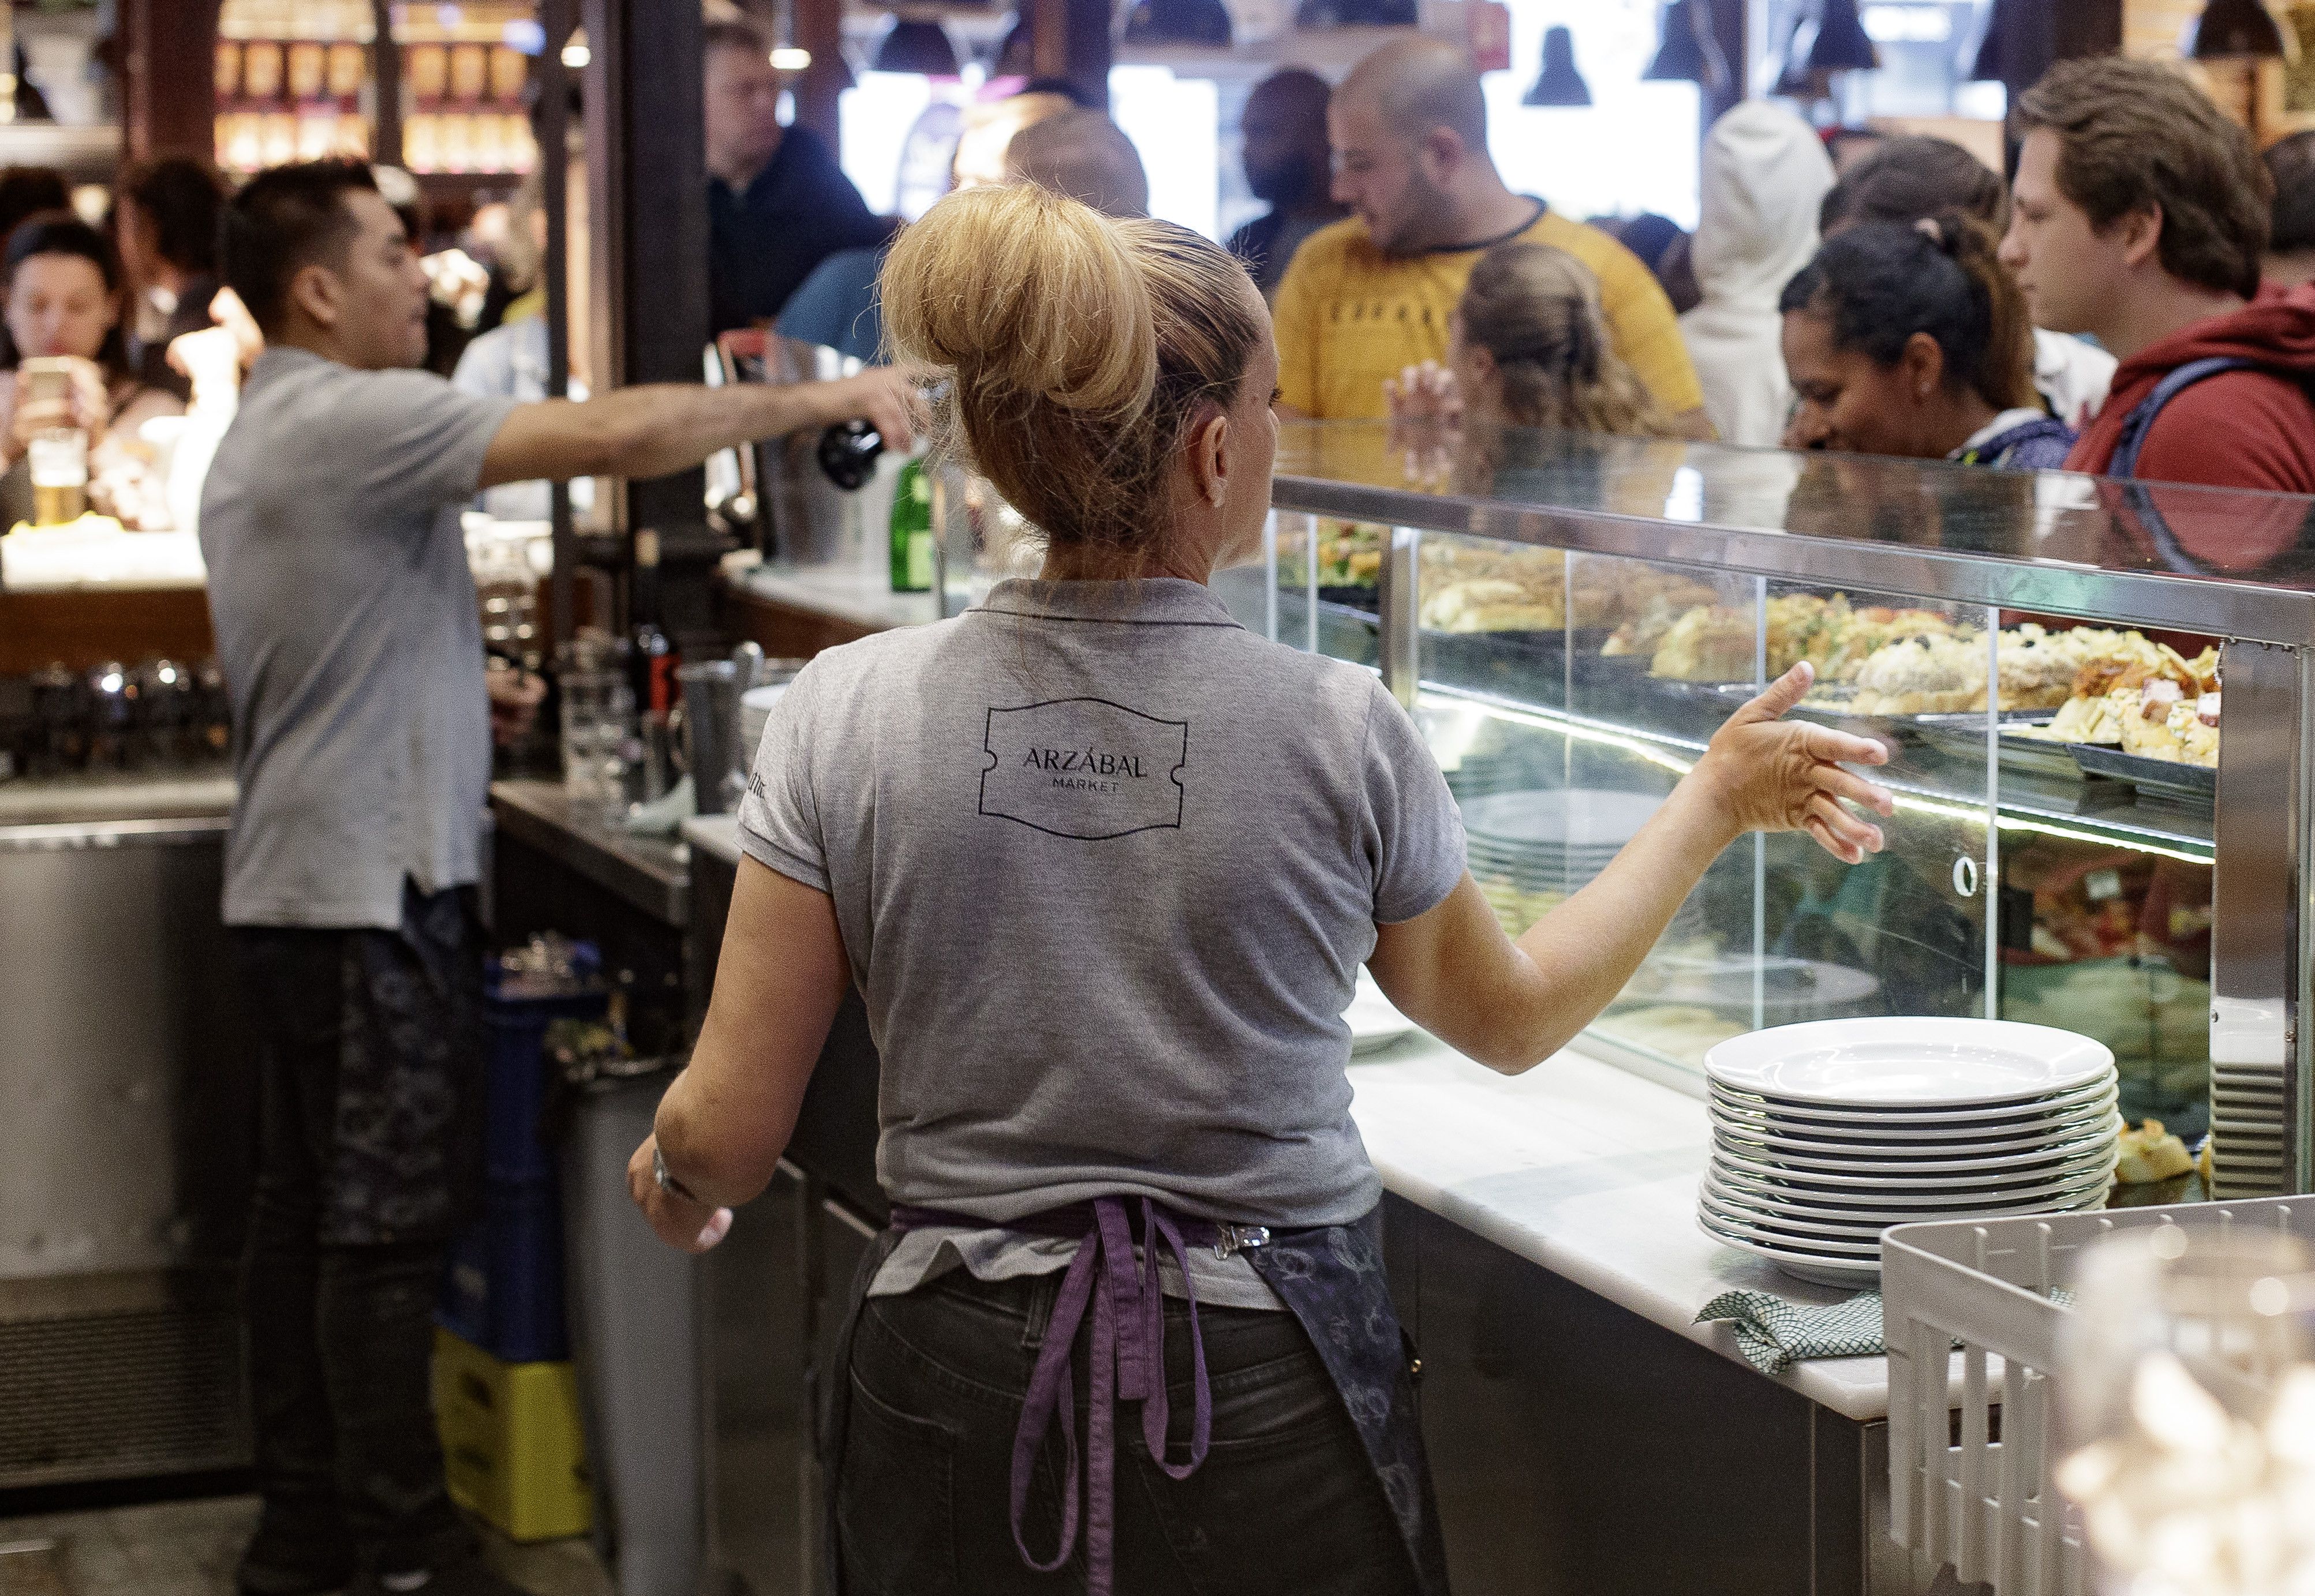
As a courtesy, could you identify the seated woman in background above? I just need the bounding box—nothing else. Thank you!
[1778,213,2073,471]
[1386,241,1681,489]
[0,212,181,527]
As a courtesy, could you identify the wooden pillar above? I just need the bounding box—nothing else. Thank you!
[369,0,403,167]
[1700,0,1746,135]
[121,0,223,165]
[792,0,844,152]
[1031,0,1112,110]
[579,0,710,545]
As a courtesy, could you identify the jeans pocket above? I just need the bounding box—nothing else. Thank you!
[837,1373,964,1596]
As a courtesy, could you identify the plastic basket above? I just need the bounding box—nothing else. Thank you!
[1882,1196,2315,1596]
[433,1328,591,1542]
[484,989,607,1184]
[439,1178,569,1363]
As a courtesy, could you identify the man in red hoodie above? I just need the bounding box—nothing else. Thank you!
[2001,55,2315,495]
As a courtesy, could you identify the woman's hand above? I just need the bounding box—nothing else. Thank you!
[1689,661,1894,864]
[626,1133,735,1254]
[1384,360,1463,488]
[8,357,110,463]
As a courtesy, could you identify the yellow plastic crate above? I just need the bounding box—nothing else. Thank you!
[433,1328,592,1542]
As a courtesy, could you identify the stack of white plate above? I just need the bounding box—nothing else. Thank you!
[1698,1018,2122,1289]
[1458,789,1660,896]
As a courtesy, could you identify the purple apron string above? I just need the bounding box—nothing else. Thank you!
[1139,1200,1211,1479]
[1000,1196,1218,1596]
[1008,1230,1095,1572]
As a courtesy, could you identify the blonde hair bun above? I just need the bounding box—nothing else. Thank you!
[881,182,1158,420]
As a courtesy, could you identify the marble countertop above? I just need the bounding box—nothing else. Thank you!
[733,557,940,636]
[679,812,1908,1422]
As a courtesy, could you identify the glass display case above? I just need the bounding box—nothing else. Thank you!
[935,422,2315,1202]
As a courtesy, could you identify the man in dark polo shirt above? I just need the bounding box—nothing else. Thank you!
[203,159,911,1596]
[706,18,891,335]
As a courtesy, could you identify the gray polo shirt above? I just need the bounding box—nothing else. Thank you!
[737,577,1467,1243]
[200,347,517,929]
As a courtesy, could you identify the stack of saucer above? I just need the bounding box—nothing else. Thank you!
[1698,1018,2121,1289]
[1458,788,1660,897]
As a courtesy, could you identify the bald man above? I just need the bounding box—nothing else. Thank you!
[1273,38,1708,434]
[1005,108,1150,218]
[1229,69,1350,296]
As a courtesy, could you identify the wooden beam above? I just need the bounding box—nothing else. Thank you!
[369,0,403,168]
[580,0,710,541]
[792,0,844,152]
[121,0,223,166]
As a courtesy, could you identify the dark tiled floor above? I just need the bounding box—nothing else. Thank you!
[0,1499,612,1596]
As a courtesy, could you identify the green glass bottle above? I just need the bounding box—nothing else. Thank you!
[889,456,936,594]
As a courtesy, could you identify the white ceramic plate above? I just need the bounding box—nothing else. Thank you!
[1709,1137,2117,1190]
[1704,1163,2114,1215]
[1458,789,1662,848]
[1713,1106,2120,1156]
[1695,1218,1887,1288]
[1709,1121,2122,1176]
[1698,1208,1884,1257]
[1708,1078,2117,1130]
[1698,1182,2111,1240]
[1703,1018,2115,1108]
[1345,971,1417,1056]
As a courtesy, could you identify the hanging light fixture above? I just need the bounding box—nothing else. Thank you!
[1644,0,1731,92]
[1804,0,1880,71]
[2184,0,2286,59]
[1523,25,1591,106]
[872,16,960,74]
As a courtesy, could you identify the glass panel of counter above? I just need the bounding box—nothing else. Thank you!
[1263,424,2281,1160]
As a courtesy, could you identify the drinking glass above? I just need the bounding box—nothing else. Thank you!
[2059,1224,2315,1595]
[559,668,633,825]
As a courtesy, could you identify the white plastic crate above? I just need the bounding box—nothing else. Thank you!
[1883,1196,2315,1596]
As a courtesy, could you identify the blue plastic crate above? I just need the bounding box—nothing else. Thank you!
[439,1178,569,1363]
[483,988,607,1184]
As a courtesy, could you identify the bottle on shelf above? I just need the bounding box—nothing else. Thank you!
[889,455,936,594]
[629,529,678,721]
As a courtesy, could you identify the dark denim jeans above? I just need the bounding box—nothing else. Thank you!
[837,1268,1422,1596]
[230,885,484,1580]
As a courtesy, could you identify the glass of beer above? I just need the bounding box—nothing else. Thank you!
[27,427,87,527]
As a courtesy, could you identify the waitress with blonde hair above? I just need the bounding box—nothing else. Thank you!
[628,183,1894,1595]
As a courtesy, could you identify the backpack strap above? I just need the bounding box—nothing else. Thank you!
[2108,355,2259,477]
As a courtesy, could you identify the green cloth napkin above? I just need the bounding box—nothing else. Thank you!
[1695,1290,1886,1374]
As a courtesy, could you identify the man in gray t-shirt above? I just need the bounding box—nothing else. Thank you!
[202,159,914,1596]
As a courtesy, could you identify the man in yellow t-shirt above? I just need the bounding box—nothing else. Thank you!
[1274,37,1708,434]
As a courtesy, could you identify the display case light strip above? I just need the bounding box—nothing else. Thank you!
[1430,689,2216,867]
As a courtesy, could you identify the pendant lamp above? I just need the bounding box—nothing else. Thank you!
[1805,0,1880,71]
[1644,0,1731,92]
[872,16,960,74]
[1523,25,1592,107]
[2185,0,2286,59]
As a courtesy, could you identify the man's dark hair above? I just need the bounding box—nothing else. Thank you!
[1820,134,2007,237]
[2268,130,2315,257]
[0,166,69,252]
[2015,55,2271,301]
[220,159,379,335]
[121,156,227,277]
[702,19,769,61]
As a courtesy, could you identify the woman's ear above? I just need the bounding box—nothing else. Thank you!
[1900,331,1946,402]
[1195,409,1230,508]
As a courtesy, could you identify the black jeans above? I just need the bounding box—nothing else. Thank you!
[837,1269,1420,1596]
[230,883,484,1576]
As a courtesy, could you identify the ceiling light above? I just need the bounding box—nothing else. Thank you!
[1643,0,1730,92]
[1523,25,1591,107]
